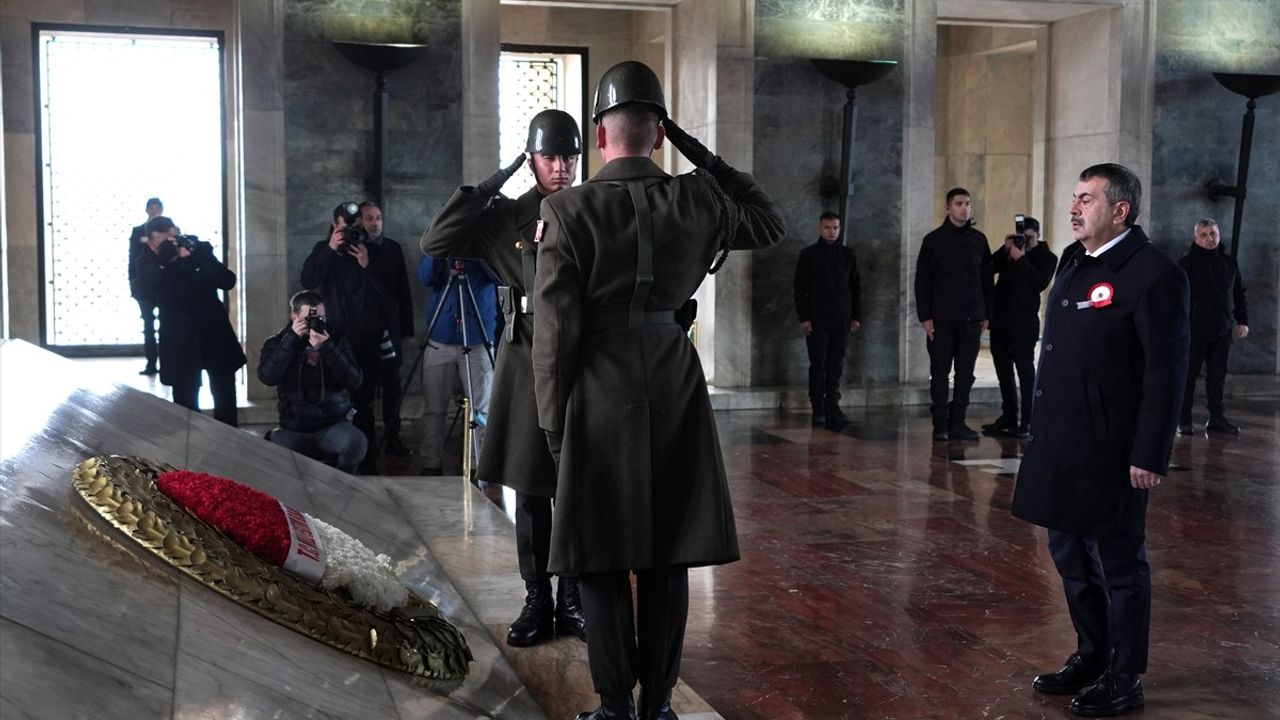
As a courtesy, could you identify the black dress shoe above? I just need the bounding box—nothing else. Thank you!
[825,409,849,426]
[1032,653,1108,695]
[811,414,826,427]
[932,429,950,442]
[385,435,414,457]
[948,422,980,441]
[506,580,554,647]
[1070,671,1143,717]
[139,365,158,376]
[1176,423,1195,436]
[639,688,677,720]
[555,577,587,642]
[982,416,1015,435]
[1014,424,1031,439]
[1205,416,1240,435]
[576,694,637,720]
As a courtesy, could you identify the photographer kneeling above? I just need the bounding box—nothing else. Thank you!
[259,291,367,473]
[133,216,246,426]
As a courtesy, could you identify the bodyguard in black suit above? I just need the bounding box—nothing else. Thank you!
[1013,164,1189,717]
[914,188,994,440]
[794,211,861,427]
[128,197,165,375]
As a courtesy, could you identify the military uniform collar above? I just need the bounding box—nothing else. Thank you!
[514,185,545,229]
[588,156,670,183]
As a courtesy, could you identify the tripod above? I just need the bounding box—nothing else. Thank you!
[394,258,498,475]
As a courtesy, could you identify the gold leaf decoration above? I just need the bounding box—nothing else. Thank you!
[72,455,473,680]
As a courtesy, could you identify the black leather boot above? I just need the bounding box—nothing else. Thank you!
[948,402,979,441]
[506,579,554,647]
[639,688,678,720]
[555,576,587,642]
[576,693,637,720]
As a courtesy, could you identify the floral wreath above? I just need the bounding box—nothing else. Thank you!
[73,455,472,679]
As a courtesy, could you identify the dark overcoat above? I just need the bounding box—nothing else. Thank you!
[421,185,557,497]
[133,241,247,387]
[532,157,786,575]
[1012,226,1189,535]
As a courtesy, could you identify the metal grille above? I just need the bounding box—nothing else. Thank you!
[499,56,561,198]
[38,31,224,348]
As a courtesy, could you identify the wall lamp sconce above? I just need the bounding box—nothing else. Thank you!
[332,41,429,204]
[811,59,897,245]
[1206,72,1280,257]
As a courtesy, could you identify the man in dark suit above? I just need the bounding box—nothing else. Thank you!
[128,197,165,375]
[358,201,416,456]
[422,109,587,648]
[915,188,994,441]
[532,61,785,720]
[794,211,861,427]
[1013,163,1189,717]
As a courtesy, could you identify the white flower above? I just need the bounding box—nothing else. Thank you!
[311,517,409,612]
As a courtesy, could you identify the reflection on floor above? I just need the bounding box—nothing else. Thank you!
[13,344,1280,719]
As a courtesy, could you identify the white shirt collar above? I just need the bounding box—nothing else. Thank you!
[1086,228,1131,258]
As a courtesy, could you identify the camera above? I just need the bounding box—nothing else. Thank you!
[306,307,328,336]
[156,233,201,263]
[335,201,367,250]
[1013,214,1028,249]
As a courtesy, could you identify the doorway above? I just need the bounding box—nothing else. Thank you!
[35,26,226,354]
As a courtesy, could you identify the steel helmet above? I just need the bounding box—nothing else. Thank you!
[525,109,582,156]
[591,60,667,123]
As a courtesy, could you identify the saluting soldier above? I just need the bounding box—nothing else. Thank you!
[531,61,786,720]
[420,109,586,648]
[1013,163,1189,718]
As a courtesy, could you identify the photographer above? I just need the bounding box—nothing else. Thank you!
[127,197,165,375]
[258,291,367,473]
[132,216,246,426]
[300,202,399,474]
[983,215,1056,438]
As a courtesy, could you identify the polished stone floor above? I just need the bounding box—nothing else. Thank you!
[9,345,1279,719]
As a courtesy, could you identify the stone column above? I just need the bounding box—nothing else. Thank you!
[461,0,499,183]
[900,0,937,384]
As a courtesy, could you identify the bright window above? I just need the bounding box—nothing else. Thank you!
[37,29,225,349]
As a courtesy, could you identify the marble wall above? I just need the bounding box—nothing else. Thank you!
[751,58,905,387]
[1149,0,1280,374]
[934,26,1037,250]
[282,0,463,338]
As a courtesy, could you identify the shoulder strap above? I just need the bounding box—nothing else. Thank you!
[624,180,654,328]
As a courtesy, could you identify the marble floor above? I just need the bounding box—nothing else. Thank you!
[7,343,1278,719]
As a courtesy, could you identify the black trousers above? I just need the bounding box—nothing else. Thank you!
[170,366,239,427]
[1180,330,1232,424]
[1047,494,1150,674]
[138,299,158,367]
[515,492,553,583]
[579,569,688,698]
[805,321,849,411]
[989,326,1036,425]
[381,360,404,439]
[927,320,982,425]
[348,335,382,472]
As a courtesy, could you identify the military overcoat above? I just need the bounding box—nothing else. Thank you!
[421,185,557,497]
[1012,226,1189,535]
[532,157,786,575]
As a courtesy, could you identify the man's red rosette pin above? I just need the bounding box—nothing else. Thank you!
[1089,282,1114,308]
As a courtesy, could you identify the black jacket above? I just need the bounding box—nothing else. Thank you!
[299,239,399,342]
[132,240,247,386]
[794,238,861,325]
[128,222,147,300]
[258,325,363,433]
[990,241,1057,334]
[1178,242,1248,336]
[915,219,994,323]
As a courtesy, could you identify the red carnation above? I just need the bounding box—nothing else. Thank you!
[156,470,290,566]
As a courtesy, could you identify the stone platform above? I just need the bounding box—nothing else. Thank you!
[0,339,716,719]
